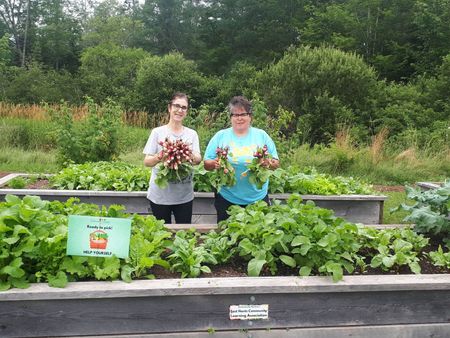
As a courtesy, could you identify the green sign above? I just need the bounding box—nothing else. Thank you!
[67,215,131,258]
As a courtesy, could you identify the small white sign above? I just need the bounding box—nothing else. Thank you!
[229,304,269,320]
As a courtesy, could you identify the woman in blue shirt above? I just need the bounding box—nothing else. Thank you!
[204,96,280,222]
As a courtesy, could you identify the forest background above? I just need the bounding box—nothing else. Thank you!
[0,0,449,186]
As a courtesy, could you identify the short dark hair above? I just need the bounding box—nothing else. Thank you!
[170,92,189,106]
[228,96,252,115]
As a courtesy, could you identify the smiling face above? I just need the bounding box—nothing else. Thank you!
[168,97,189,123]
[230,105,252,135]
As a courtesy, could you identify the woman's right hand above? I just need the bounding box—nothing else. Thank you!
[204,158,220,170]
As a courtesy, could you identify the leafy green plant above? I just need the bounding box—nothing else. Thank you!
[0,195,174,290]
[167,230,217,278]
[195,165,373,195]
[50,161,150,191]
[216,196,364,281]
[7,177,27,189]
[6,175,38,189]
[395,182,450,237]
[428,245,450,269]
[360,227,428,274]
[201,231,235,265]
[122,214,172,281]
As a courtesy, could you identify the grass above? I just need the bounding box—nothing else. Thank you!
[1,111,448,187]
[0,146,60,173]
[290,143,449,185]
[382,191,412,224]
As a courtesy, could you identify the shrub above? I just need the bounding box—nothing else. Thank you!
[256,45,379,144]
[48,98,123,164]
[1,63,82,104]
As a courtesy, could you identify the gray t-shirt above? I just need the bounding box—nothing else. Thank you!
[143,125,200,205]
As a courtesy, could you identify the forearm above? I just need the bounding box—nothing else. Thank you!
[143,154,161,167]
[192,152,202,165]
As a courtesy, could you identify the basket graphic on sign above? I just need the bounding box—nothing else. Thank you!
[89,230,108,249]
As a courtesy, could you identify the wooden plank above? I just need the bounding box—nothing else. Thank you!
[1,289,449,337]
[0,185,386,224]
[2,275,450,301]
[269,194,387,201]
[70,323,450,338]
[416,182,442,190]
[0,173,25,187]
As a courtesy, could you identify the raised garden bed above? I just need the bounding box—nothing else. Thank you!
[1,274,449,337]
[1,194,449,337]
[0,174,387,224]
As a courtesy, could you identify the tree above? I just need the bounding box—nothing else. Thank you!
[0,0,37,65]
[196,0,304,74]
[82,0,144,48]
[33,0,82,72]
[80,43,148,108]
[141,0,203,57]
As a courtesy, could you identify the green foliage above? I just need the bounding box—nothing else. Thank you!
[0,195,171,290]
[206,147,237,193]
[0,146,60,173]
[48,98,123,164]
[1,64,82,104]
[194,165,373,195]
[245,146,272,190]
[122,214,171,281]
[50,161,150,191]
[82,5,145,49]
[135,53,214,113]
[205,195,430,280]
[80,44,148,108]
[167,230,216,278]
[201,231,235,265]
[0,118,57,150]
[257,46,379,144]
[396,183,450,237]
[0,34,11,68]
[428,245,450,269]
[7,175,38,189]
[360,227,428,274]
[212,196,363,281]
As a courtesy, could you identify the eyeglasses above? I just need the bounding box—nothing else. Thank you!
[171,103,188,111]
[230,112,251,118]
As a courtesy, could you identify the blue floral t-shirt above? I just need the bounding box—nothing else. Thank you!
[204,127,278,205]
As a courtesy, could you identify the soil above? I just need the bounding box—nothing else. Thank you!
[27,179,50,189]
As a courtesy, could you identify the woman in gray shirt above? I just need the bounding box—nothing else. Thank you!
[143,93,201,223]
